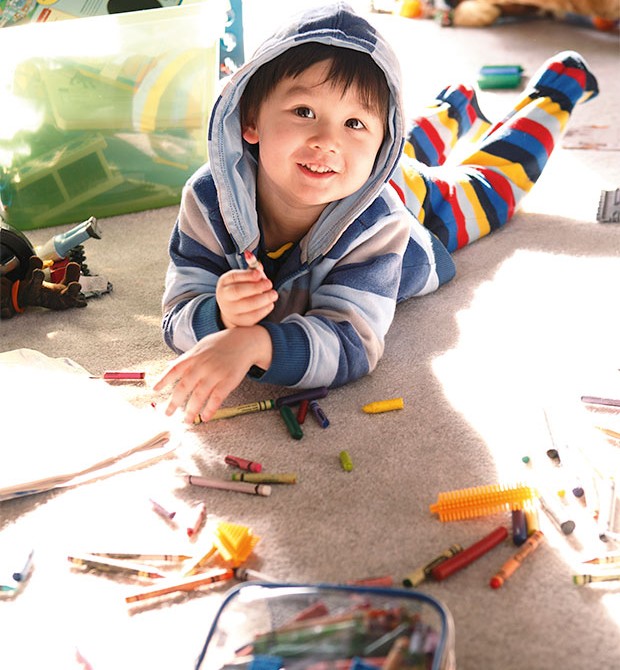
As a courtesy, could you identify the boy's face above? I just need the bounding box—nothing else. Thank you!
[243,59,385,233]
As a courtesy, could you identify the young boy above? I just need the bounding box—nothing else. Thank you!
[154,2,598,423]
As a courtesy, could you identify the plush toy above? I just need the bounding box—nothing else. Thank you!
[446,0,619,29]
[1,255,86,319]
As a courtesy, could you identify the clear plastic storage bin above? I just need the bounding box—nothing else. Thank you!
[0,1,225,230]
[196,583,456,670]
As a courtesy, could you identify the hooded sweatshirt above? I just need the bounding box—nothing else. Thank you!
[162,2,455,389]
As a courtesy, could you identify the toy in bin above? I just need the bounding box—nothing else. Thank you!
[196,583,456,669]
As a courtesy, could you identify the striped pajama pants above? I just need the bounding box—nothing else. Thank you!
[391,51,599,252]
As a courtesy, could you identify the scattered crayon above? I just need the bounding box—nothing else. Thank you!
[362,398,404,414]
[186,474,272,497]
[489,530,545,589]
[232,472,297,484]
[309,400,330,428]
[125,568,234,603]
[149,498,177,522]
[573,572,620,586]
[402,544,463,587]
[224,454,262,473]
[581,395,620,408]
[88,553,192,562]
[68,554,165,580]
[583,551,620,565]
[524,504,540,536]
[296,399,310,424]
[539,495,575,535]
[275,387,329,408]
[431,526,508,581]
[12,549,34,583]
[339,450,353,472]
[347,574,394,587]
[512,509,528,546]
[90,371,145,380]
[197,399,275,422]
[187,502,207,538]
[279,404,303,440]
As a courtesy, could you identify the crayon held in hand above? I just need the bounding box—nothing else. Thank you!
[243,249,261,270]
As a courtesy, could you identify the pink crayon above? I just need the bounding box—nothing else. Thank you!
[187,502,207,538]
[224,454,262,473]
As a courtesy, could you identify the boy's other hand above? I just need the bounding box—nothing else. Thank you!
[216,266,277,328]
[152,325,273,424]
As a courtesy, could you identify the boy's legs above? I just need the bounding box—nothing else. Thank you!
[394,51,598,252]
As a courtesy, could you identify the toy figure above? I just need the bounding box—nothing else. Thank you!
[1,255,86,318]
[0,216,100,318]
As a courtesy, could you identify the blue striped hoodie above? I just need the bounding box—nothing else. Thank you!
[162,2,455,389]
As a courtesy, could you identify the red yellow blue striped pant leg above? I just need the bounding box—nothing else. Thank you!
[391,51,599,253]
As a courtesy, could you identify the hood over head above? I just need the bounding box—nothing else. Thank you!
[208,2,405,264]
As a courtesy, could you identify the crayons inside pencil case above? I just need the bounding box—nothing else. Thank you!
[430,483,538,521]
[195,583,455,670]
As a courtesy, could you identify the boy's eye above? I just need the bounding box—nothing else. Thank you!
[346,118,365,130]
[295,107,315,119]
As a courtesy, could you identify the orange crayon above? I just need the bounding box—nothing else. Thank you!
[490,530,545,589]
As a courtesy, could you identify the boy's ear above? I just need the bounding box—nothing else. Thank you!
[242,124,259,144]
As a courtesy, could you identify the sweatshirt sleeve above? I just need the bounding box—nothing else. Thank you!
[162,174,235,354]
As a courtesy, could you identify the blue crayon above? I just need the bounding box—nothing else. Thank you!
[275,387,328,408]
[512,509,528,546]
[309,400,330,428]
[12,549,34,583]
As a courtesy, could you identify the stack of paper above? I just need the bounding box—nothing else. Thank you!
[0,349,175,501]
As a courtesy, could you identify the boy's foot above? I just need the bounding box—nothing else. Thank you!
[524,50,599,111]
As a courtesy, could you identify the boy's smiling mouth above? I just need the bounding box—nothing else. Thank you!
[299,162,336,175]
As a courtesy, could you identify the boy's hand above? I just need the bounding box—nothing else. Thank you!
[152,325,273,424]
[216,264,277,329]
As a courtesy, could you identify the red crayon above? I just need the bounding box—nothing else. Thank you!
[224,454,262,473]
[431,526,508,581]
[297,399,310,424]
[90,371,146,380]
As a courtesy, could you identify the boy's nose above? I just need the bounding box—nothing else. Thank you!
[309,123,339,152]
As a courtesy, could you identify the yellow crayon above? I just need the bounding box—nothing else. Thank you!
[362,398,404,414]
[339,450,353,472]
[194,399,275,423]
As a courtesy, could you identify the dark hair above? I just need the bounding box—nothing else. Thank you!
[240,42,390,131]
